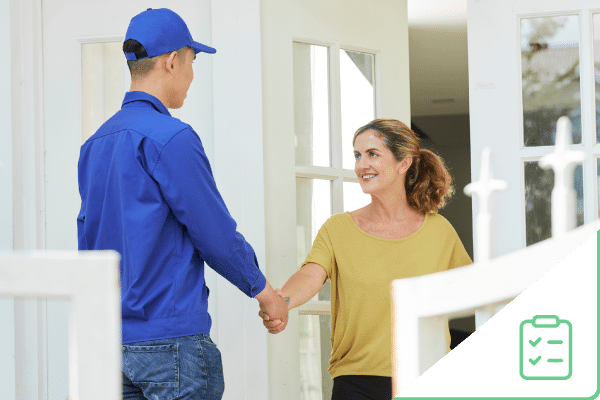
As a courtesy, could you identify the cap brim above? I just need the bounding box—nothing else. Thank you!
[190,41,216,54]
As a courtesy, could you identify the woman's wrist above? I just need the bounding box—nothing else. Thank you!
[275,288,291,310]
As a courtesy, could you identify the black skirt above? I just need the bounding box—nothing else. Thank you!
[331,375,393,400]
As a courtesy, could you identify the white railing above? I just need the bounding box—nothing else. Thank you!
[391,117,592,395]
[0,251,121,400]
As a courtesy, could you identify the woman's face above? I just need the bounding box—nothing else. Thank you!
[354,130,407,195]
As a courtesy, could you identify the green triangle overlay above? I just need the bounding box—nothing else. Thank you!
[396,233,600,400]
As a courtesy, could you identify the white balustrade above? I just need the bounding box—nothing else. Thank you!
[390,219,599,395]
[0,251,121,400]
[391,117,591,396]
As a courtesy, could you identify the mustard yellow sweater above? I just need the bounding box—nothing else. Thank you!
[302,212,472,379]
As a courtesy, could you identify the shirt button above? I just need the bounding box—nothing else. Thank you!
[147,8,152,11]
[252,287,257,292]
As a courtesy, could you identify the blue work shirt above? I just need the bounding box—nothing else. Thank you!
[77,91,267,344]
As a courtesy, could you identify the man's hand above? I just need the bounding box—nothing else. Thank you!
[259,289,288,334]
[255,284,288,334]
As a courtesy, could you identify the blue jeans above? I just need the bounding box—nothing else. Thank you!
[122,333,225,400]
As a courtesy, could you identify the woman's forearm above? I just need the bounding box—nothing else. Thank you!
[280,263,327,310]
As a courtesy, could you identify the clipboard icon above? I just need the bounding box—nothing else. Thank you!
[520,315,572,380]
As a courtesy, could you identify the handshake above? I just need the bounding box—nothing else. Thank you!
[256,283,289,335]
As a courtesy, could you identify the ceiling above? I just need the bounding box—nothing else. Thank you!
[408,0,469,117]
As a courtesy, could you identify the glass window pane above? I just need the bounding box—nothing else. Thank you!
[343,181,371,212]
[293,43,331,167]
[524,161,583,246]
[340,50,375,169]
[296,178,332,302]
[574,163,583,227]
[299,314,333,400]
[521,16,581,146]
[81,41,124,142]
[593,14,600,143]
[296,178,332,267]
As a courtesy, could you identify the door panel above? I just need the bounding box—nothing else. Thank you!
[261,1,410,398]
[468,0,599,256]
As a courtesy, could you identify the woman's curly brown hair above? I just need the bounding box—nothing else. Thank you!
[353,119,454,214]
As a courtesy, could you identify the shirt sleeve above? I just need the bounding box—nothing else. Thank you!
[151,127,267,298]
[77,203,86,250]
[301,221,335,280]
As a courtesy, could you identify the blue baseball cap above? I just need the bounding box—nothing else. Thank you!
[124,8,216,61]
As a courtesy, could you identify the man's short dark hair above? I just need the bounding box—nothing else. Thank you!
[123,39,190,77]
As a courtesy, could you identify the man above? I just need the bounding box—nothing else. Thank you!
[77,8,288,399]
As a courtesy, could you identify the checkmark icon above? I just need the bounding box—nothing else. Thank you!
[529,337,541,347]
[527,354,544,368]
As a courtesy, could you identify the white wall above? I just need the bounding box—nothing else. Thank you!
[412,114,473,259]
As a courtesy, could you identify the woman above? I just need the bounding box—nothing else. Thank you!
[263,119,472,400]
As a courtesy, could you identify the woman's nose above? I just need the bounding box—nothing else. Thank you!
[356,156,367,169]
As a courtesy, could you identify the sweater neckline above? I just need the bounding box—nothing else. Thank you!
[343,211,430,242]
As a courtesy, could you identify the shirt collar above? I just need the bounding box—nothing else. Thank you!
[122,91,172,116]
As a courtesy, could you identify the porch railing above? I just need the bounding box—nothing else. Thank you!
[0,251,120,400]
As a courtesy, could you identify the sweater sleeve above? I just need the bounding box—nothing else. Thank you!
[151,127,267,298]
[301,221,335,280]
[448,231,473,270]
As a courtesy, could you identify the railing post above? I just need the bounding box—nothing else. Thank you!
[539,117,585,238]
[464,147,507,328]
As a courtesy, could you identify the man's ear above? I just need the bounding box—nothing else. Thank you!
[165,51,178,75]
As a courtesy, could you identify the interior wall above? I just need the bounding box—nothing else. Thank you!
[412,114,473,260]
[439,145,473,257]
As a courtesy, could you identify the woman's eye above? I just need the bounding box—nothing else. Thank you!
[354,153,360,160]
[369,152,377,157]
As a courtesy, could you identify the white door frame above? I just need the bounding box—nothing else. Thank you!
[4,1,49,399]
[211,0,270,398]
[0,0,13,252]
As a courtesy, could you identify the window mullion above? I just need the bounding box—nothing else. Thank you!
[330,43,344,214]
[580,11,595,149]
[584,11,598,222]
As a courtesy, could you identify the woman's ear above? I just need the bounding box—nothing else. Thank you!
[398,156,413,175]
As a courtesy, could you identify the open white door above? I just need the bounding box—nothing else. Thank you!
[261,0,411,398]
[468,0,600,257]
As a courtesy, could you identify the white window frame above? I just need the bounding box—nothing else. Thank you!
[293,40,380,315]
[0,251,121,400]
